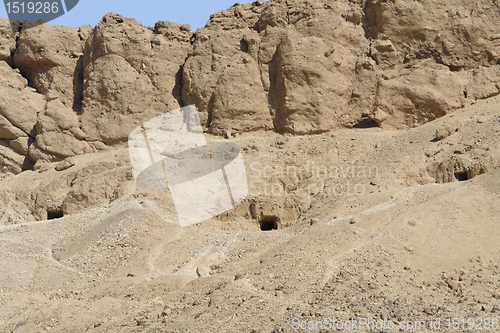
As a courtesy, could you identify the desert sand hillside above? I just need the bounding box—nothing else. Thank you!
[0,0,500,332]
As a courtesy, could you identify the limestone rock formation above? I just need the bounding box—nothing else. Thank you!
[81,14,191,144]
[182,27,273,134]
[35,100,93,158]
[13,23,84,109]
[0,19,18,66]
[1,0,500,221]
[0,149,132,224]
[180,0,500,133]
[0,62,44,174]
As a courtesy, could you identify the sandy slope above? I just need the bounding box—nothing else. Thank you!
[0,97,499,332]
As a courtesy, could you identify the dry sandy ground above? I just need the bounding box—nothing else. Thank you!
[1,97,500,332]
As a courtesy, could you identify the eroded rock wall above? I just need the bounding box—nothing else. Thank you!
[1,0,500,222]
[182,0,500,133]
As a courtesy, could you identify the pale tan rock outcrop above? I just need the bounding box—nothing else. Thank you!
[62,154,132,215]
[81,14,191,144]
[0,114,26,139]
[274,29,356,134]
[9,136,33,155]
[209,59,273,135]
[0,19,18,66]
[363,0,500,70]
[0,61,43,136]
[13,23,84,109]
[372,63,468,128]
[3,0,500,145]
[182,0,500,134]
[0,149,132,223]
[0,140,26,174]
[182,28,273,133]
[466,66,500,100]
[0,62,44,174]
[35,100,93,158]
[2,0,500,223]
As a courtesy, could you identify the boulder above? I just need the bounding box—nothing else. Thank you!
[0,61,44,136]
[182,28,273,133]
[9,136,33,155]
[0,140,26,174]
[0,18,19,66]
[81,14,190,144]
[373,63,468,128]
[34,100,92,158]
[13,23,84,109]
[0,115,27,140]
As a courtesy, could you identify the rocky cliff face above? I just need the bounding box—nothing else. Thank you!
[183,0,500,133]
[1,0,500,222]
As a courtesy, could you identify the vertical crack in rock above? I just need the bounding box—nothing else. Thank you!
[268,47,281,132]
[8,22,22,69]
[362,0,379,40]
[175,62,186,108]
[176,33,195,109]
[72,55,84,113]
[257,37,277,132]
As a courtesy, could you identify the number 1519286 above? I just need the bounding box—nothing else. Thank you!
[5,2,59,14]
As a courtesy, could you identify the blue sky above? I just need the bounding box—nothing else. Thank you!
[1,0,255,31]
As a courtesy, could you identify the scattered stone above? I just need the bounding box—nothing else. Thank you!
[45,90,60,101]
[55,158,75,172]
[435,120,461,141]
[196,265,211,278]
